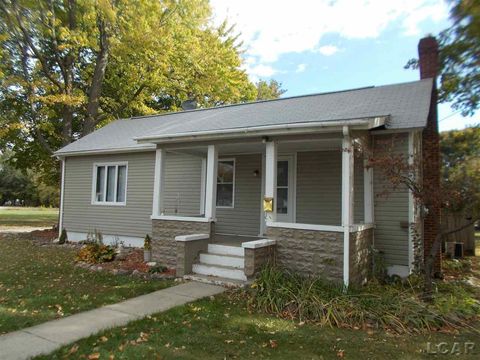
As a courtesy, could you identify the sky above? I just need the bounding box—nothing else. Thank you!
[210,0,478,132]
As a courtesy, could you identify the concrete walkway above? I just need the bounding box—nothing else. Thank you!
[0,282,225,360]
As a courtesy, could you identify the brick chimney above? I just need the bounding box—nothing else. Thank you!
[418,36,441,274]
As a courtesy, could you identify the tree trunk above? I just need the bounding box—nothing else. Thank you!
[83,17,110,136]
[61,106,73,146]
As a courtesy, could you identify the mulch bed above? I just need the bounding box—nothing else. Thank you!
[75,248,176,280]
[29,228,58,243]
[2,228,176,280]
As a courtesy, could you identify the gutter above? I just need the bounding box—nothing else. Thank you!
[53,144,156,158]
[134,116,388,145]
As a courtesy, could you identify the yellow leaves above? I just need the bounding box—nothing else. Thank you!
[88,353,100,360]
[97,0,117,24]
[37,94,86,107]
[127,331,150,346]
[68,344,79,355]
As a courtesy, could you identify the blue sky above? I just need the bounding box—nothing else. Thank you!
[211,0,478,132]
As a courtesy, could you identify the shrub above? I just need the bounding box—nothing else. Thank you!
[76,243,116,264]
[148,264,167,274]
[247,266,480,334]
[144,234,152,250]
[58,229,67,244]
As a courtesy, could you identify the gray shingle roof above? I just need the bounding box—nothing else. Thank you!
[55,79,433,156]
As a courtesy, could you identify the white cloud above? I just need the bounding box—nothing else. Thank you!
[296,63,307,73]
[210,0,449,76]
[242,63,277,82]
[315,45,340,56]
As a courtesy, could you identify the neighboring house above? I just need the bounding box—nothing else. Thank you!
[55,37,441,286]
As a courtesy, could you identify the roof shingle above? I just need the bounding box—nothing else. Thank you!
[55,79,433,155]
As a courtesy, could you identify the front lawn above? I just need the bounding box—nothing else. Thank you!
[38,293,480,359]
[0,235,172,334]
[0,207,59,227]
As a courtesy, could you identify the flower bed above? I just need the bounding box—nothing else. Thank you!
[75,248,176,280]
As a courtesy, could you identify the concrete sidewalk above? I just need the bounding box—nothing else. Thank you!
[0,282,224,360]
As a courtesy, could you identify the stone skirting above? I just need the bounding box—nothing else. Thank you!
[265,226,343,281]
[243,240,276,278]
[176,234,210,277]
[349,228,373,285]
[152,219,212,267]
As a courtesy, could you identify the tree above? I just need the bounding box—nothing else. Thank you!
[0,150,59,206]
[366,134,479,299]
[440,126,480,216]
[256,79,287,100]
[406,0,480,116]
[0,0,257,185]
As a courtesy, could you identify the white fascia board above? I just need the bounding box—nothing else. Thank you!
[134,117,388,145]
[54,145,156,158]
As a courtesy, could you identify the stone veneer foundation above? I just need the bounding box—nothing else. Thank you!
[152,219,211,268]
[265,226,343,281]
[349,228,373,285]
[266,226,373,284]
[244,244,276,278]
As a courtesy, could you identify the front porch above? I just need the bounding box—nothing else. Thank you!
[149,126,376,286]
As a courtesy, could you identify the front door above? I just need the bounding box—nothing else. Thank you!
[276,155,295,223]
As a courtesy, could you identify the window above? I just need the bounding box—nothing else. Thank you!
[276,160,289,214]
[216,159,235,207]
[92,163,128,205]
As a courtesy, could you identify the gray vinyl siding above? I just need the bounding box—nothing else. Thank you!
[163,152,203,216]
[296,151,364,225]
[373,133,410,266]
[216,154,262,236]
[63,151,155,238]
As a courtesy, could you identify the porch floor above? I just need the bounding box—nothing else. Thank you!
[212,234,261,247]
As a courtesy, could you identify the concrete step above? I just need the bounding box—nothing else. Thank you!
[208,244,244,257]
[183,274,250,288]
[199,252,244,269]
[192,263,247,281]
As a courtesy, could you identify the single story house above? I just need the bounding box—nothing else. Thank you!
[55,37,441,286]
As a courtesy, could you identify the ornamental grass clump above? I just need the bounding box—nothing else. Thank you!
[247,266,480,334]
[75,230,115,264]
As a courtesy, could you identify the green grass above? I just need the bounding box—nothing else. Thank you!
[0,207,59,227]
[0,236,173,334]
[37,294,480,360]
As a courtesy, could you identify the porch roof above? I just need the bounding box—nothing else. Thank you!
[55,79,433,156]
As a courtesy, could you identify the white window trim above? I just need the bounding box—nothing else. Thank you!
[276,153,297,223]
[216,158,235,209]
[91,161,128,206]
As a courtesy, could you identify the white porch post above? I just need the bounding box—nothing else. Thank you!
[264,141,277,223]
[204,145,218,220]
[342,127,354,287]
[152,148,166,217]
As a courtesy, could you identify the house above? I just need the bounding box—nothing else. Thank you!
[55,37,441,286]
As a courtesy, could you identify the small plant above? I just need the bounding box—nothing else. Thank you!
[371,247,387,283]
[144,234,152,262]
[76,243,115,264]
[144,234,152,250]
[95,229,103,244]
[58,229,67,244]
[148,264,167,274]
